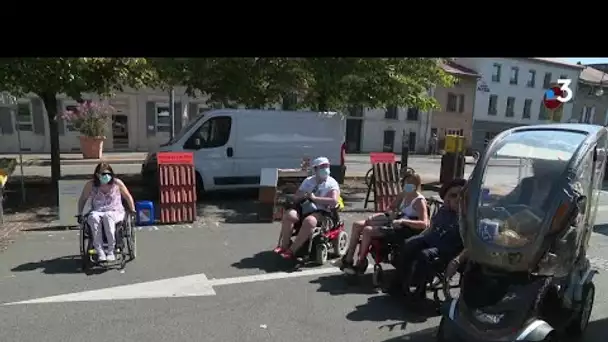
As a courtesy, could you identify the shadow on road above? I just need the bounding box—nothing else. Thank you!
[230,251,285,273]
[586,316,608,342]
[11,255,83,274]
[593,223,608,236]
[309,273,381,295]
[376,314,608,342]
[379,325,437,342]
[11,255,110,276]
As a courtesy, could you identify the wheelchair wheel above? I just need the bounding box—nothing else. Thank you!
[314,243,328,265]
[332,231,348,257]
[80,224,90,271]
[126,216,137,260]
[372,264,383,288]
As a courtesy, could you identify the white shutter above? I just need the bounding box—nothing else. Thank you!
[591,106,596,123]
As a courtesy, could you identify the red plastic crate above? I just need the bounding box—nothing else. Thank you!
[157,153,197,224]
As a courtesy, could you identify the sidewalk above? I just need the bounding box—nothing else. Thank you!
[0,152,147,166]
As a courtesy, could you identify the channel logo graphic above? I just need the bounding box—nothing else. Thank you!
[543,79,574,110]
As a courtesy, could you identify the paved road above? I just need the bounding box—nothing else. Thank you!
[2,204,608,342]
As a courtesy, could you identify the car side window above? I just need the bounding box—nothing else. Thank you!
[184,116,232,149]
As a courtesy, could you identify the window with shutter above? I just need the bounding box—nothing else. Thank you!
[17,101,33,131]
[155,103,171,133]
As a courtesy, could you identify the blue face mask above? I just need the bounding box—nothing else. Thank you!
[316,168,330,179]
[99,174,113,185]
[404,183,415,193]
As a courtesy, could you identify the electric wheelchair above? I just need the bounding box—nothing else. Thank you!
[278,196,348,266]
[78,207,137,272]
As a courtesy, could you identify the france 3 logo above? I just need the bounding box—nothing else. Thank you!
[543,79,574,110]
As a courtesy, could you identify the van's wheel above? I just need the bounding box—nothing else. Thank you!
[315,243,328,265]
[332,230,348,257]
[195,172,204,201]
[566,282,595,336]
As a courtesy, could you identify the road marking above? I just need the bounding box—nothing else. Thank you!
[4,273,216,305]
[3,265,355,305]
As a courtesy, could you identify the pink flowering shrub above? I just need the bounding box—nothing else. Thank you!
[60,100,115,137]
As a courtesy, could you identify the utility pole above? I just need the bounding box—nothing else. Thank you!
[169,88,175,139]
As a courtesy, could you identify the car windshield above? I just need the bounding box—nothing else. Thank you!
[476,129,587,248]
[162,112,208,146]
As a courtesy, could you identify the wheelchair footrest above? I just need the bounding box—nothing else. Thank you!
[87,248,121,255]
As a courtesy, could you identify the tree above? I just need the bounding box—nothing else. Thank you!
[292,58,456,112]
[0,58,158,199]
[150,58,308,109]
[159,58,456,113]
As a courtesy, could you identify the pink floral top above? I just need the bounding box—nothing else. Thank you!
[90,183,124,212]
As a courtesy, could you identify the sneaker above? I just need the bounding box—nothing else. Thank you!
[273,246,284,254]
[97,249,107,262]
[106,253,116,262]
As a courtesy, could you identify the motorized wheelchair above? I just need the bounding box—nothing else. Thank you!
[279,196,348,266]
[78,207,137,272]
[354,195,444,287]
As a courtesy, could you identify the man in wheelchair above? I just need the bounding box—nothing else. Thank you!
[77,163,136,262]
[388,178,466,298]
[274,157,341,260]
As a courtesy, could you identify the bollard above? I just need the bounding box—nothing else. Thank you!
[401,145,409,169]
[440,135,466,183]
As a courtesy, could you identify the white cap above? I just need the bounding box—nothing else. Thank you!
[311,156,330,167]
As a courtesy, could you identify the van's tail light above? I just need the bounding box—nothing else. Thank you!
[340,142,346,166]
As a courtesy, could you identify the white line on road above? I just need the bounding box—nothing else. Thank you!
[3,264,355,305]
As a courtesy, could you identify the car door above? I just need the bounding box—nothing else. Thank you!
[183,115,236,191]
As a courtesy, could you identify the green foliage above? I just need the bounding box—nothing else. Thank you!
[0,58,159,186]
[0,58,159,99]
[155,58,455,112]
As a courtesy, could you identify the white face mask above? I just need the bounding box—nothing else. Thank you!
[316,167,330,179]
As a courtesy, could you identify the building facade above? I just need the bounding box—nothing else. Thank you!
[453,58,584,152]
[0,87,237,153]
[571,66,608,125]
[429,61,479,151]
[345,104,430,153]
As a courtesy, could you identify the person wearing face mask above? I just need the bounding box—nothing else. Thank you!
[77,163,136,262]
[388,178,466,298]
[339,172,430,275]
[274,157,341,260]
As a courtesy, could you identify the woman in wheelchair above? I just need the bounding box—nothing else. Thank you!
[340,172,429,274]
[274,157,340,260]
[77,163,136,262]
[388,178,466,297]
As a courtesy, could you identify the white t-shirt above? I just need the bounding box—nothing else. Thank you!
[298,175,340,211]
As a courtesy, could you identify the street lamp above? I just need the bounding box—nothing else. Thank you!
[1,92,26,204]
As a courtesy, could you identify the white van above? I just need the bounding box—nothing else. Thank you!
[141,109,347,193]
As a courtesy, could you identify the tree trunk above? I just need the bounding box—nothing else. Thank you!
[318,93,328,112]
[39,92,60,204]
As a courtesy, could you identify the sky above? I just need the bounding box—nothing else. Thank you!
[557,58,608,65]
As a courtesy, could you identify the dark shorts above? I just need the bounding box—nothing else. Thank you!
[292,208,333,235]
